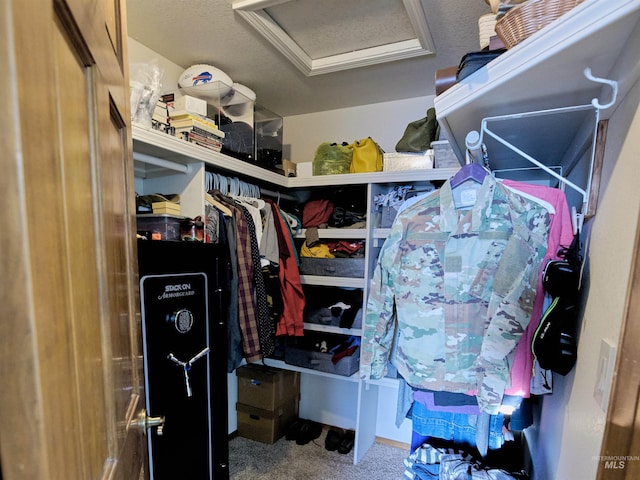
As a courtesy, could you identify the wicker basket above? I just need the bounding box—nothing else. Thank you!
[495,0,585,49]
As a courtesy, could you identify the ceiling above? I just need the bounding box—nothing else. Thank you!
[126,0,491,117]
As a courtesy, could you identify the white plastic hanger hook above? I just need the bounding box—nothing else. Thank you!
[584,67,618,110]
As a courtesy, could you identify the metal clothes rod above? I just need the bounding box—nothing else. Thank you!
[132,152,190,174]
[259,188,298,202]
[206,171,297,202]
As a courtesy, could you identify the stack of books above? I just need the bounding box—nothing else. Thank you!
[152,200,181,215]
[151,100,170,133]
[169,111,226,152]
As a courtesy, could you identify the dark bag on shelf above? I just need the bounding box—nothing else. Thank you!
[395,107,440,153]
[456,49,507,82]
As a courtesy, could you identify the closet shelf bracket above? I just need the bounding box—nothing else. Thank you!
[466,107,592,201]
[461,67,619,234]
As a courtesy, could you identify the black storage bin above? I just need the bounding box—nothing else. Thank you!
[303,287,363,329]
[284,331,360,377]
[298,257,365,278]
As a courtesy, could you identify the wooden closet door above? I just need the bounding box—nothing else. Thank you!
[0,0,144,479]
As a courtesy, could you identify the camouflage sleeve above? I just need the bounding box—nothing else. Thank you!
[477,210,549,414]
[360,227,402,380]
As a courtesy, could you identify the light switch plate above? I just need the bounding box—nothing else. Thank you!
[594,338,617,412]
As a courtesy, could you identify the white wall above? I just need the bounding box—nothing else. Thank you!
[128,37,182,94]
[282,97,435,165]
[526,76,640,480]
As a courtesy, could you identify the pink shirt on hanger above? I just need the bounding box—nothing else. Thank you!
[500,179,575,397]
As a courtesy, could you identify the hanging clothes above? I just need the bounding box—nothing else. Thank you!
[237,203,275,358]
[204,198,244,372]
[221,211,244,372]
[213,192,263,363]
[499,179,574,397]
[258,203,284,331]
[361,174,551,414]
[266,199,305,337]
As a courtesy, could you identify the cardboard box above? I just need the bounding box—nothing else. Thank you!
[151,201,181,215]
[237,364,300,411]
[278,159,297,177]
[236,398,299,444]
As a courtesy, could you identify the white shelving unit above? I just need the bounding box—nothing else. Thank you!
[132,124,454,464]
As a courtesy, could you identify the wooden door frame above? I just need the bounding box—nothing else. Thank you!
[597,205,640,478]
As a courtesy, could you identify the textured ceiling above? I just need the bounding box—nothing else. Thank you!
[264,0,415,59]
[126,0,491,117]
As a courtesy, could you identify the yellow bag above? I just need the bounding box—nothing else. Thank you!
[349,137,384,173]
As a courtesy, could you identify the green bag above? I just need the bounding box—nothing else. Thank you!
[395,107,440,153]
[313,142,352,175]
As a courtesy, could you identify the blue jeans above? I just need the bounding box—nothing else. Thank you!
[409,400,505,451]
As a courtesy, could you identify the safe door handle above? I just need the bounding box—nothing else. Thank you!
[131,408,165,436]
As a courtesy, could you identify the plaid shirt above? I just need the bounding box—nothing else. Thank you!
[215,194,262,362]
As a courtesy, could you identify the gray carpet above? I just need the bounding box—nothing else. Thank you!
[229,430,409,480]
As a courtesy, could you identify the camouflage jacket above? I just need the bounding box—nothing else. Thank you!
[361,176,550,414]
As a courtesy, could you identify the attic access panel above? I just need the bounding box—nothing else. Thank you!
[232,0,435,75]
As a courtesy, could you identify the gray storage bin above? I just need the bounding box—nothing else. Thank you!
[298,257,365,278]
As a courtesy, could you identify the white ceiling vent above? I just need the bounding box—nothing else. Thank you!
[232,0,436,76]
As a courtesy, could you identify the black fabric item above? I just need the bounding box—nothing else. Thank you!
[219,120,254,161]
[285,419,303,441]
[533,232,582,375]
[543,260,579,298]
[532,297,578,375]
[339,305,359,329]
[456,49,507,82]
[262,263,283,326]
[328,206,366,228]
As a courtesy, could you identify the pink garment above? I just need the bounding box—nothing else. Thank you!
[501,180,575,396]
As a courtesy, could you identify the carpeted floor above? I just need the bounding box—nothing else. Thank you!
[229,429,409,480]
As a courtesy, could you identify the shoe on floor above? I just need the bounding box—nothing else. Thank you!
[296,420,323,445]
[285,419,303,441]
[325,428,345,451]
[337,430,355,454]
